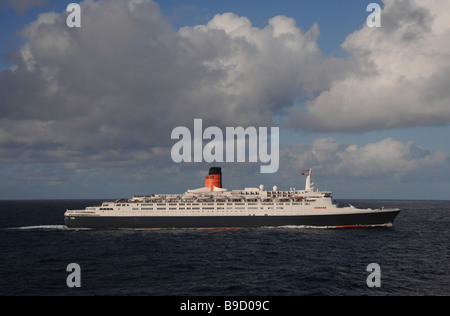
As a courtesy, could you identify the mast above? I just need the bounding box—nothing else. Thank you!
[305,169,312,191]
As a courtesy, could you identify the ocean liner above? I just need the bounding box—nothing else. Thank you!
[64,167,400,229]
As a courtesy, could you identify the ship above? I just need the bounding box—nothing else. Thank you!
[64,167,400,229]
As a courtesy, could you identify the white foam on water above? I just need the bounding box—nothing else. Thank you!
[263,225,335,230]
[5,225,66,230]
[4,225,73,231]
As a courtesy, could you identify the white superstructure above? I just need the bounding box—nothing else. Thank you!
[65,169,389,219]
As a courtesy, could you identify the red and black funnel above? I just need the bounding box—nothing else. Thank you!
[204,167,222,191]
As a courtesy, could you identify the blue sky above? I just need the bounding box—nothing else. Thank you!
[160,0,370,52]
[1,0,450,200]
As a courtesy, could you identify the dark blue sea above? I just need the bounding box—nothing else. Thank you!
[0,200,448,297]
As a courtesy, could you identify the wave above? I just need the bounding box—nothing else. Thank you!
[263,225,335,230]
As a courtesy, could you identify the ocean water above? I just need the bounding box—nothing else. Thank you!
[0,199,448,296]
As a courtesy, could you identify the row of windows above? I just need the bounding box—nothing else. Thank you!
[100,206,290,211]
[106,202,308,208]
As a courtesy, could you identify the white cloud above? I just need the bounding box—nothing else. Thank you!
[0,0,326,164]
[282,137,449,180]
[177,12,325,125]
[291,0,450,132]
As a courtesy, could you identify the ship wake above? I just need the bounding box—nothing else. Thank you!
[4,225,90,231]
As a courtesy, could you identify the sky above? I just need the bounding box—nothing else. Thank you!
[1,0,450,200]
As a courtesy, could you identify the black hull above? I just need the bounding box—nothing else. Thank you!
[65,210,400,229]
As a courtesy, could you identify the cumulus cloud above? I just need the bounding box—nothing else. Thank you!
[291,0,450,132]
[281,137,449,180]
[0,0,327,167]
[177,13,327,126]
